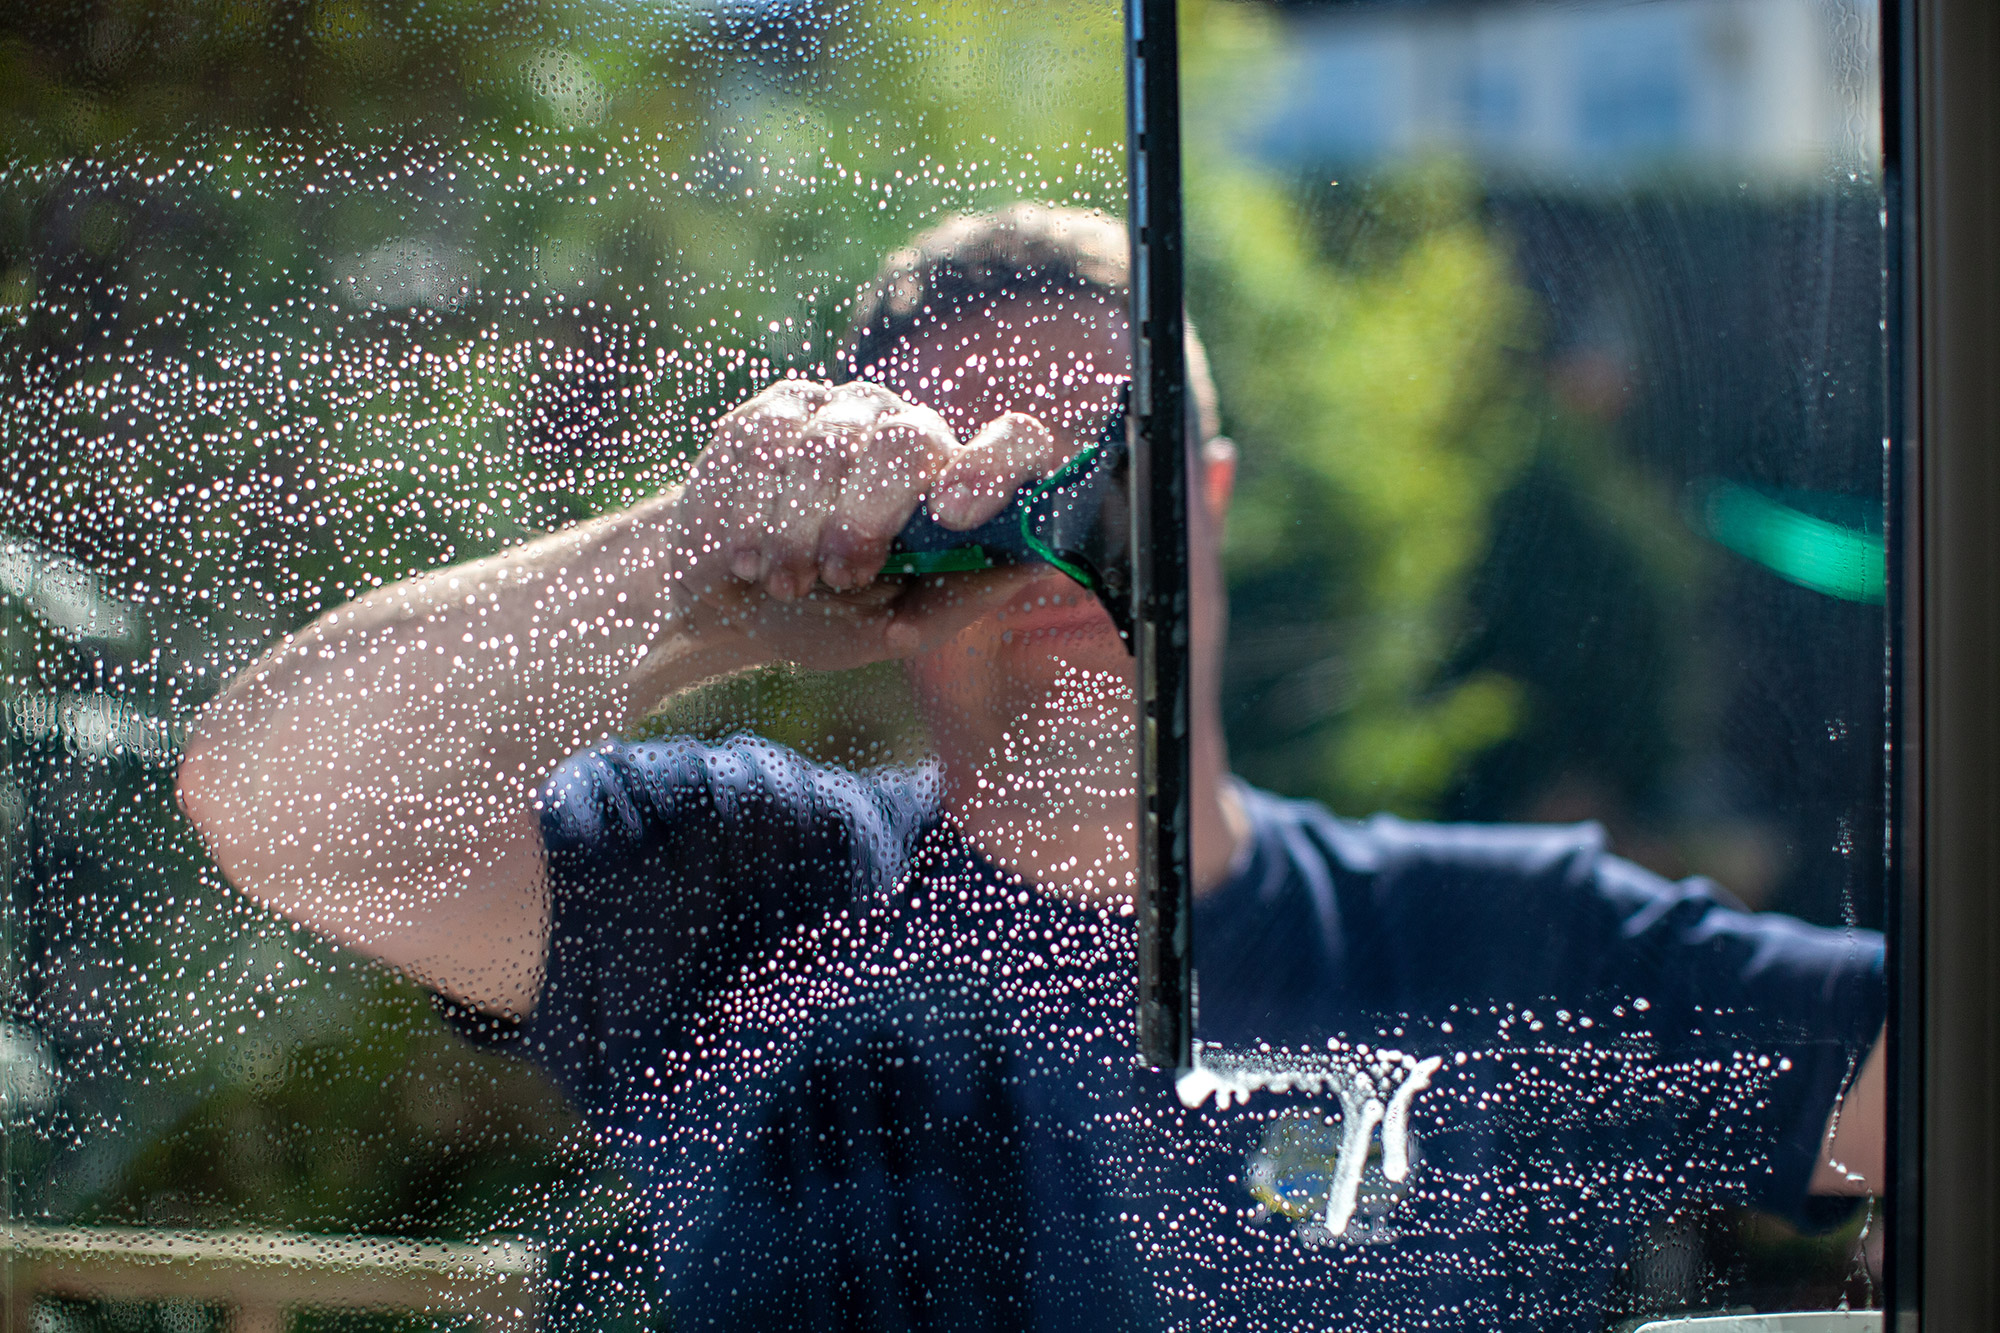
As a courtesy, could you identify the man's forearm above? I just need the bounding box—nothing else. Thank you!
[189,494,680,806]
[175,374,1010,1007]
[175,490,746,1000]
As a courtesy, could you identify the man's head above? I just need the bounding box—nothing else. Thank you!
[840,202,1221,444]
[839,202,1234,711]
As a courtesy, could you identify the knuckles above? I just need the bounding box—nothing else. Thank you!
[865,416,946,457]
[828,379,898,408]
[683,383,1044,597]
[991,410,1047,434]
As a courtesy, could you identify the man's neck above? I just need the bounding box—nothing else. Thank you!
[933,663,1138,904]
[928,664,1247,903]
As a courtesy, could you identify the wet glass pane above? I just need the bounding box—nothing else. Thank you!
[1,0,1895,1326]
[0,1,1148,1329]
[1178,0,1889,1325]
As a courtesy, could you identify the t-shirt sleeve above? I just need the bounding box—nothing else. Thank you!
[438,735,936,1119]
[1195,788,1885,1221]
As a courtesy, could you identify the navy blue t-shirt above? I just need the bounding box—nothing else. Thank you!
[454,736,1884,1332]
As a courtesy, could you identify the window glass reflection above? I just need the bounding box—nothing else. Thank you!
[1181,0,1887,1323]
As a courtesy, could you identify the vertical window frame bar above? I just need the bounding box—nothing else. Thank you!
[1125,0,1193,1071]
[1894,0,2000,1322]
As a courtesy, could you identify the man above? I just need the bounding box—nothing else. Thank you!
[177,204,1884,1331]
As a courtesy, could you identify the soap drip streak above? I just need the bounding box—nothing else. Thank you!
[1325,1081,1384,1238]
[1381,1054,1444,1182]
[1176,1044,1446,1241]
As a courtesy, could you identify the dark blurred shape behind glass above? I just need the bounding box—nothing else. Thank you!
[1179,0,1887,1324]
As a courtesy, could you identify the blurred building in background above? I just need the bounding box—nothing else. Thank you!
[1256,0,1877,182]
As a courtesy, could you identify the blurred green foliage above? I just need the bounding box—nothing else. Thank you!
[1183,0,1538,815]
[1191,156,1540,813]
[1175,0,1706,826]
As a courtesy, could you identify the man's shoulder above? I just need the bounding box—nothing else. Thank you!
[537,734,943,877]
[1225,779,1883,1002]
[1229,781,1612,900]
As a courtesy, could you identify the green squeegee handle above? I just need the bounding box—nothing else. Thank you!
[883,386,1133,649]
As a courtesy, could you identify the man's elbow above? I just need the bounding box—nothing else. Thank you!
[1809,1026,1888,1196]
[176,712,228,831]
[174,719,263,891]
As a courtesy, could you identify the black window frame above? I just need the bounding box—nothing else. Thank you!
[1887,0,2000,1319]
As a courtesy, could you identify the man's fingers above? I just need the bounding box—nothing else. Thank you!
[727,442,785,585]
[819,405,957,589]
[930,413,1060,530]
[761,426,852,601]
[767,384,908,593]
[681,379,978,601]
[733,377,835,418]
[707,383,826,583]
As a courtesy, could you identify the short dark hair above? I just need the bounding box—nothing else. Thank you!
[838,201,1220,444]
[838,202,1127,378]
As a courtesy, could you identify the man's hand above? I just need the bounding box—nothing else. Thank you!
[647,378,1061,682]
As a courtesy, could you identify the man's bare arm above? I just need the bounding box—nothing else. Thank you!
[177,380,1053,1015]
[176,492,747,1015]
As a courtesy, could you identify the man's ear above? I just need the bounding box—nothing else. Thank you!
[1201,437,1238,523]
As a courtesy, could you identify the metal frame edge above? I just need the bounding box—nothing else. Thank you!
[1125,0,1192,1071]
